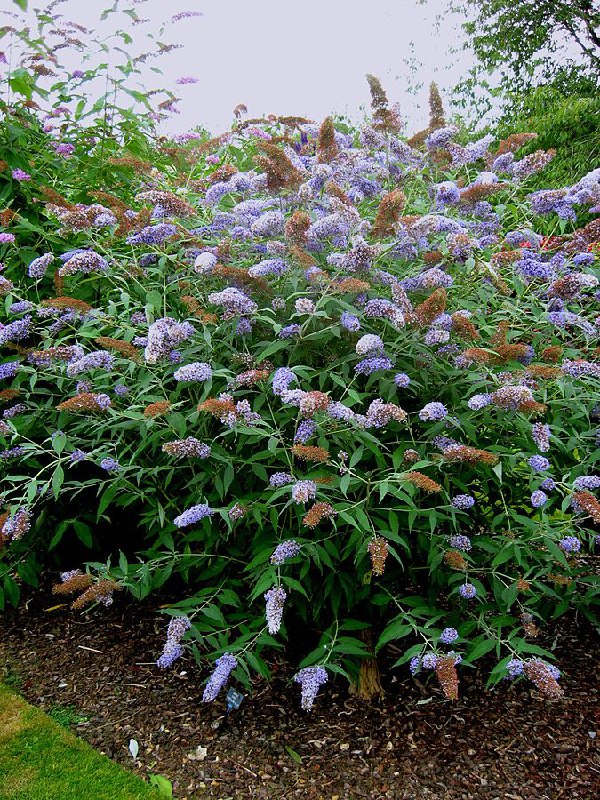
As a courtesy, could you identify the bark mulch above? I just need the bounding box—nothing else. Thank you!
[0,597,598,800]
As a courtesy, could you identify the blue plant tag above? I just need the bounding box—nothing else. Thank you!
[226,687,244,712]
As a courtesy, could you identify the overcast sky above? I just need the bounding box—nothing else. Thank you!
[14,0,477,134]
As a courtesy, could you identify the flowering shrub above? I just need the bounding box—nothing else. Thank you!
[0,11,599,709]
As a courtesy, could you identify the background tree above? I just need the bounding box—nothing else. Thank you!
[445,0,600,186]
[454,0,599,98]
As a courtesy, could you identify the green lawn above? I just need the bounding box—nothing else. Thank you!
[0,685,159,800]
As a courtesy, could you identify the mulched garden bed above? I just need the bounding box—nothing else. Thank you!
[1,594,598,800]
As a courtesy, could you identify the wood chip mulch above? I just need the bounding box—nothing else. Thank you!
[1,597,598,799]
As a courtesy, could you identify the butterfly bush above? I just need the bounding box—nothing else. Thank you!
[1,82,599,711]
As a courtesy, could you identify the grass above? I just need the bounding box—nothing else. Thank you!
[0,684,160,800]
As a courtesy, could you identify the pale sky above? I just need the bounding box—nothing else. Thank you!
[10,0,477,134]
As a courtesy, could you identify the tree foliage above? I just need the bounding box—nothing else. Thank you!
[455,0,600,95]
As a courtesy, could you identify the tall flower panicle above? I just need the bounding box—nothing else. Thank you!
[439,627,459,644]
[28,253,54,278]
[355,334,384,356]
[355,356,393,375]
[145,318,195,364]
[559,536,580,554]
[294,666,328,711]
[452,495,475,510]
[100,457,120,473]
[340,311,360,331]
[531,422,550,452]
[294,420,317,444]
[573,475,600,491]
[157,615,191,669]
[162,438,211,459]
[419,402,448,421]
[1,508,31,540]
[531,490,548,508]
[202,653,237,702]
[66,351,114,377]
[291,480,317,504]
[265,587,287,634]
[173,362,212,382]
[528,455,550,473]
[57,250,108,276]
[173,503,214,528]
[271,540,301,565]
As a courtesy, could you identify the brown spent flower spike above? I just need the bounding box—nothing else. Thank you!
[42,296,93,312]
[526,365,563,380]
[451,313,480,340]
[303,502,336,528]
[329,277,371,295]
[71,580,120,610]
[428,82,446,130]
[292,445,330,463]
[255,141,304,193]
[441,446,499,466]
[523,659,563,699]
[540,345,563,363]
[415,289,447,326]
[459,182,508,205]
[56,393,109,413]
[198,397,238,422]
[208,164,238,184]
[368,536,389,576]
[494,132,538,157]
[404,471,442,493]
[284,211,311,246]
[316,117,340,164]
[212,264,272,295]
[423,250,444,264]
[573,491,600,523]
[180,296,219,324]
[231,369,270,388]
[403,449,420,465]
[366,74,402,133]
[94,337,141,362]
[0,389,20,404]
[143,401,172,418]
[325,181,352,206]
[299,391,330,417]
[444,550,467,570]
[371,189,406,239]
[521,612,539,637]
[435,656,459,700]
[288,245,318,270]
[52,572,93,596]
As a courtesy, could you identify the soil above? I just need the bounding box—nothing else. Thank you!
[0,594,598,800]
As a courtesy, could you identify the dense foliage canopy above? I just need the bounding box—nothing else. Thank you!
[0,4,598,712]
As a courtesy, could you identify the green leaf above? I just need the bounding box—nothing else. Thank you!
[376,619,413,652]
[284,746,302,764]
[51,465,64,500]
[148,774,173,798]
[51,433,66,454]
[74,521,93,549]
[466,638,496,663]
[3,575,20,607]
